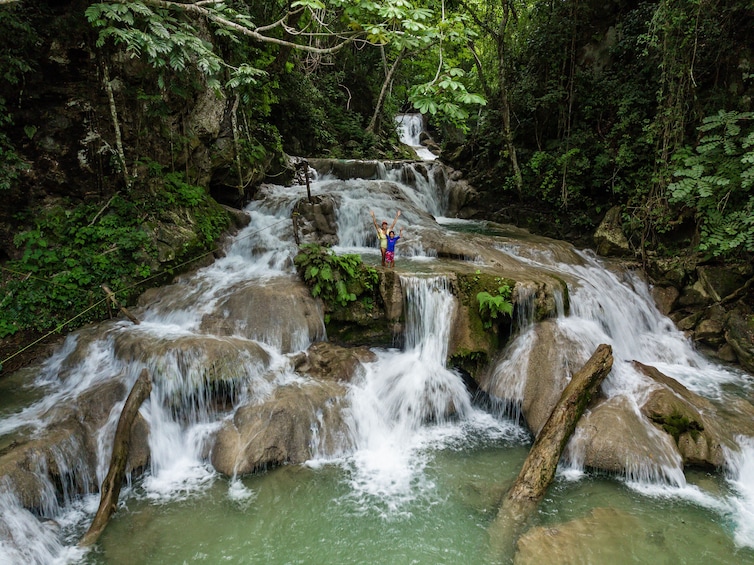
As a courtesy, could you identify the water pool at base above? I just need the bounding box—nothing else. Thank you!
[83,441,754,565]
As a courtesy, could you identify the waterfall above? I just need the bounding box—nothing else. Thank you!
[2,158,754,562]
[341,277,475,505]
[395,113,436,161]
[486,246,744,486]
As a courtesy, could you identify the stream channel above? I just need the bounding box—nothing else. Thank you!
[1,154,753,564]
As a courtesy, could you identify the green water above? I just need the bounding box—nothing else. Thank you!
[81,440,754,565]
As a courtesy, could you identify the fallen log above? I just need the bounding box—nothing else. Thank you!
[489,343,613,557]
[79,368,152,547]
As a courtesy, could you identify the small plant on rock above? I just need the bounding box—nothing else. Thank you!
[294,243,378,308]
[477,284,513,329]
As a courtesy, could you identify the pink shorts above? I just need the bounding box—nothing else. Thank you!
[385,251,395,263]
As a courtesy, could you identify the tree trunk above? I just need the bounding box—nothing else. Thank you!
[496,8,523,199]
[367,48,406,134]
[488,344,613,557]
[79,369,152,547]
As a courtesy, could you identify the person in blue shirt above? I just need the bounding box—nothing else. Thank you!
[385,228,403,268]
[370,209,400,266]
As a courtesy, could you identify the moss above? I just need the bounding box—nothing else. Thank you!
[449,349,489,380]
[650,410,704,443]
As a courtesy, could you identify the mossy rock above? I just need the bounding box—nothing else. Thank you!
[649,409,704,443]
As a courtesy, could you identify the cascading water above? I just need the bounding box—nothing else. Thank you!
[1,159,753,564]
[338,277,475,506]
[395,113,437,161]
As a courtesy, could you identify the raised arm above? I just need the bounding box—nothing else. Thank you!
[388,209,401,231]
[369,210,379,230]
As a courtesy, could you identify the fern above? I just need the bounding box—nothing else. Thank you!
[669,110,754,256]
[476,285,513,329]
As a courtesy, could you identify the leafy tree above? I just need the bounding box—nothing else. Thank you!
[669,110,754,257]
[85,0,486,138]
[0,5,35,191]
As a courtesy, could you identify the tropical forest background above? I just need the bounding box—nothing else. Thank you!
[0,0,752,366]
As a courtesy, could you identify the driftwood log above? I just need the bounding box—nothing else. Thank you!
[489,343,613,556]
[79,369,152,547]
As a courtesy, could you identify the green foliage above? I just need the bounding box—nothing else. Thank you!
[294,243,378,308]
[0,168,229,336]
[476,284,513,329]
[669,110,754,256]
[409,66,486,132]
[0,7,36,191]
[1,196,154,335]
[85,2,266,92]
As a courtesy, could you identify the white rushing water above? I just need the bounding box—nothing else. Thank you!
[395,113,437,161]
[1,160,753,563]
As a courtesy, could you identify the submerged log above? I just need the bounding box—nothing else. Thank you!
[79,369,152,547]
[489,344,613,556]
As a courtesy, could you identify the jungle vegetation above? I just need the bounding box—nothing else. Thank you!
[0,0,752,348]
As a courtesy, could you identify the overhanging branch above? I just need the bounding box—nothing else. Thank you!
[114,0,362,55]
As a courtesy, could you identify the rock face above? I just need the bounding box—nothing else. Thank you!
[211,380,349,476]
[593,206,632,257]
[647,255,754,371]
[0,378,149,515]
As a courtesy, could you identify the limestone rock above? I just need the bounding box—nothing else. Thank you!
[568,395,682,475]
[725,306,754,373]
[635,361,743,468]
[696,264,751,302]
[522,321,583,435]
[0,421,96,514]
[593,206,632,257]
[210,381,349,476]
[677,280,712,307]
[694,318,725,347]
[514,508,643,565]
[293,194,340,246]
[651,285,679,315]
[199,278,326,353]
[378,269,404,322]
[292,341,376,382]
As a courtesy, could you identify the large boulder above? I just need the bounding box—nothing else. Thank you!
[113,333,272,416]
[293,194,340,246]
[567,395,682,477]
[291,341,376,382]
[199,277,326,352]
[650,285,679,316]
[635,360,750,467]
[562,361,753,475]
[0,377,150,514]
[593,206,632,257]
[0,421,94,514]
[210,380,349,476]
[520,321,584,435]
[514,507,644,565]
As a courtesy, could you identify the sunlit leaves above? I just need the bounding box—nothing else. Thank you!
[86,2,265,94]
[408,66,486,131]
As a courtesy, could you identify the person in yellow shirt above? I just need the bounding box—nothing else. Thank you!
[370,209,401,266]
